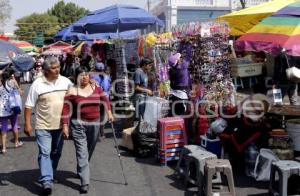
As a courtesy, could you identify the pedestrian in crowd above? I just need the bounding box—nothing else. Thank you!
[61,66,113,194]
[133,58,153,118]
[24,56,72,195]
[0,70,23,154]
[61,53,78,80]
[273,53,299,105]
[90,62,112,137]
[33,58,44,80]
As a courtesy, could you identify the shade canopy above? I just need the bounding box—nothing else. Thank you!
[218,0,298,36]
[236,1,300,56]
[0,40,34,71]
[54,26,87,41]
[72,4,164,34]
[54,25,140,41]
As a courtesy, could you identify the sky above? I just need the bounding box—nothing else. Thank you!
[5,0,154,33]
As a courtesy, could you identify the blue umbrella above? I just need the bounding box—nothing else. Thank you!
[54,26,141,41]
[72,4,164,34]
[0,40,34,71]
[54,26,88,41]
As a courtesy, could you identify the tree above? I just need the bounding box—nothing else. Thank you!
[14,13,60,43]
[240,0,246,9]
[48,0,89,28]
[0,0,12,33]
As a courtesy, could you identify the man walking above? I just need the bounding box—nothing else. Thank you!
[24,57,72,195]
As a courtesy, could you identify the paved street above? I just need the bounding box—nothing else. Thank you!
[0,84,270,196]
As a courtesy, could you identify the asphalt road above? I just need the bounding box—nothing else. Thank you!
[0,84,269,196]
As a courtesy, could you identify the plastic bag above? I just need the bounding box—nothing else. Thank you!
[143,96,169,128]
[9,89,22,114]
[253,148,279,181]
[210,118,227,134]
[286,66,300,83]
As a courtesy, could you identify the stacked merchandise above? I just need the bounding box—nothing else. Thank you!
[158,117,187,166]
[269,129,294,160]
[171,22,235,141]
[187,22,235,106]
[113,43,133,101]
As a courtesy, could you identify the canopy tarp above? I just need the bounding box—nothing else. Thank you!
[54,25,140,41]
[217,0,298,36]
[72,4,164,34]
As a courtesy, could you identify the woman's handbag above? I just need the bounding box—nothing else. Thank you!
[8,89,22,114]
[286,67,300,83]
[285,53,300,83]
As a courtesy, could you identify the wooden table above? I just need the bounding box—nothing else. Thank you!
[267,105,300,128]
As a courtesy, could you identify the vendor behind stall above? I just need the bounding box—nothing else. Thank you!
[133,58,153,118]
[168,42,192,116]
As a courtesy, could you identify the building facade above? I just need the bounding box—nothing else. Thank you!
[152,0,270,31]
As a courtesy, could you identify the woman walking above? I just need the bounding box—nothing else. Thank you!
[61,66,113,193]
[0,70,23,154]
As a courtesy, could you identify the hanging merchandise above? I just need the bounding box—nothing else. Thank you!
[166,22,235,138]
[124,40,139,65]
[186,22,235,106]
[138,36,145,58]
[114,43,132,98]
[145,32,157,47]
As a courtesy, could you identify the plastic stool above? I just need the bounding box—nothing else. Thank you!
[175,145,206,176]
[204,159,236,196]
[269,160,300,196]
[232,77,244,89]
[185,150,218,195]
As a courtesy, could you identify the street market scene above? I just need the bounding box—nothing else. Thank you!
[1,0,300,195]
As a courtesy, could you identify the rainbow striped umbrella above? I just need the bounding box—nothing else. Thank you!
[236,1,300,56]
[11,40,39,53]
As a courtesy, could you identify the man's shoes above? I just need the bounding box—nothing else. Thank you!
[53,176,59,183]
[43,182,53,195]
[80,184,89,194]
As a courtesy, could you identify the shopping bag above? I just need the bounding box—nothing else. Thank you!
[143,96,169,128]
[266,89,282,105]
[253,148,279,181]
[284,52,300,83]
[286,66,300,83]
[9,90,22,114]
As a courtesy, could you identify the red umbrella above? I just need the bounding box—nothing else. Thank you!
[0,35,9,41]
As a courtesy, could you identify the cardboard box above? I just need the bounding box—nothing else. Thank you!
[121,127,135,150]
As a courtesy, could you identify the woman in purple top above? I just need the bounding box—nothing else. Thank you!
[168,42,192,116]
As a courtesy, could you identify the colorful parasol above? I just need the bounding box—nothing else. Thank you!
[218,0,297,36]
[236,1,300,56]
[11,40,39,53]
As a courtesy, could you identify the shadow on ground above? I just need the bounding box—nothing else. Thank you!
[0,169,79,196]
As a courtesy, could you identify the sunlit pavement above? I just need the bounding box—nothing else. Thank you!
[0,84,269,196]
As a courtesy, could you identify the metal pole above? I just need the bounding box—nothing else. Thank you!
[147,0,150,12]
